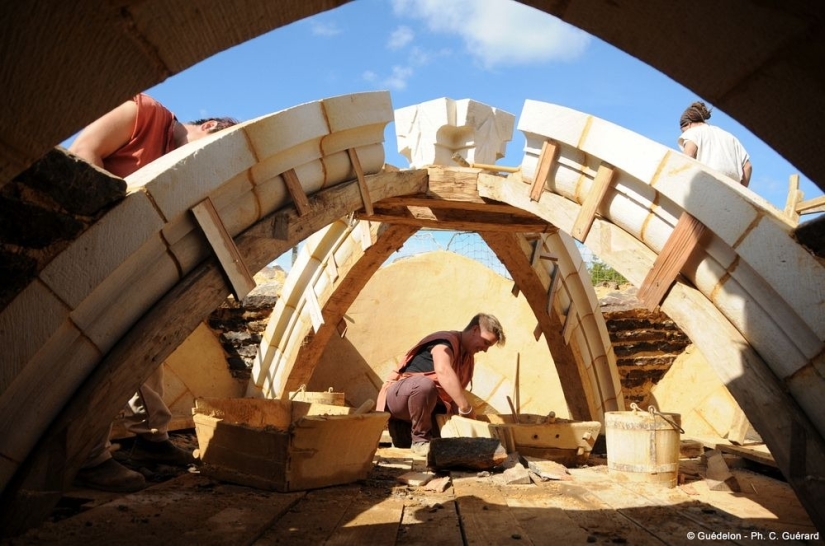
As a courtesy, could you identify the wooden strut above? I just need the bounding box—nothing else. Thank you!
[529,140,559,202]
[282,168,311,216]
[348,148,374,215]
[638,211,707,310]
[571,163,615,242]
[450,152,520,173]
[561,301,576,344]
[190,196,256,301]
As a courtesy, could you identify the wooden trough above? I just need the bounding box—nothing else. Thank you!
[436,413,601,466]
[192,397,388,492]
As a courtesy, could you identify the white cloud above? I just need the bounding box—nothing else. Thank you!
[391,0,590,69]
[310,20,342,37]
[388,25,414,50]
[362,70,379,82]
[382,65,414,90]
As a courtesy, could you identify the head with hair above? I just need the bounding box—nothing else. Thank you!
[463,313,506,354]
[189,117,239,133]
[679,101,712,130]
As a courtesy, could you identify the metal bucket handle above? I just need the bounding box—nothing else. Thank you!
[629,403,685,434]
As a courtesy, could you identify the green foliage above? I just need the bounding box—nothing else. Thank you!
[588,259,627,285]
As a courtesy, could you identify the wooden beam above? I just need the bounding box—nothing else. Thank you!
[375,195,534,215]
[547,262,560,315]
[355,207,552,233]
[529,140,558,202]
[0,170,429,532]
[480,231,594,421]
[570,163,615,242]
[638,212,706,311]
[348,148,373,215]
[190,197,256,301]
[797,194,825,215]
[426,165,490,203]
[282,224,419,392]
[562,301,576,344]
[305,288,324,333]
[282,168,311,216]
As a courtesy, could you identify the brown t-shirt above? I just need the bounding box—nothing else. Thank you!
[103,94,177,178]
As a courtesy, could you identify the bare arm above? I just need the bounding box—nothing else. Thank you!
[68,99,138,168]
[682,140,698,159]
[741,160,752,187]
[431,344,474,417]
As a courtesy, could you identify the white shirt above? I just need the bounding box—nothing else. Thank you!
[678,124,750,182]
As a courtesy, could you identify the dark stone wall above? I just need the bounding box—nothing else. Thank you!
[599,284,691,407]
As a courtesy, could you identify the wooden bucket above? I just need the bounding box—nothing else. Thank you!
[605,408,682,487]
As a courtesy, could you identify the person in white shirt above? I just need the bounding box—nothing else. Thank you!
[677,101,752,187]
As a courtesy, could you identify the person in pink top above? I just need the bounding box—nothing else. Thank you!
[677,101,753,187]
[376,313,506,456]
[69,94,237,492]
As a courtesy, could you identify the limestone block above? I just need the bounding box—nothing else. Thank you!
[252,174,290,218]
[582,217,656,289]
[0,320,98,465]
[243,101,328,160]
[0,281,68,392]
[323,91,393,134]
[208,171,259,235]
[250,141,323,187]
[685,246,819,373]
[519,100,589,151]
[610,171,661,216]
[70,234,180,353]
[395,97,514,168]
[520,101,668,185]
[580,116,669,184]
[39,191,164,308]
[162,219,210,277]
[320,127,387,158]
[129,129,257,223]
[653,153,760,245]
[736,218,825,338]
[292,159,326,196]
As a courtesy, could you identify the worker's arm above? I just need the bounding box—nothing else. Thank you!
[741,160,752,187]
[431,344,475,418]
[68,99,138,168]
[682,140,698,159]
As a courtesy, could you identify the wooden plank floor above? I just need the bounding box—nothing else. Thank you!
[3,446,817,545]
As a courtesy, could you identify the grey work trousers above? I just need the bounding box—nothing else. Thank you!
[83,366,172,468]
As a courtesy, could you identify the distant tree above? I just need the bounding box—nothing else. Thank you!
[588,259,627,285]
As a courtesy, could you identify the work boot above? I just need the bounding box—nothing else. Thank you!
[410,441,430,457]
[74,458,146,493]
[129,436,196,466]
[387,418,412,448]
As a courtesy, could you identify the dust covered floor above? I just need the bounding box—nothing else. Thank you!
[2,435,818,546]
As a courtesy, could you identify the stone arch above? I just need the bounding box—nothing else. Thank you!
[250,216,623,423]
[476,100,825,528]
[0,91,429,528]
[2,0,825,534]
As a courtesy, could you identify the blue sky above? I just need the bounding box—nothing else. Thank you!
[139,0,820,215]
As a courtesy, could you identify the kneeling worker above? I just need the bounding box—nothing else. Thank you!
[376,313,506,456]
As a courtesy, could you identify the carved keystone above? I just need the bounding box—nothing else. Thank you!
[395,98,515,168]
